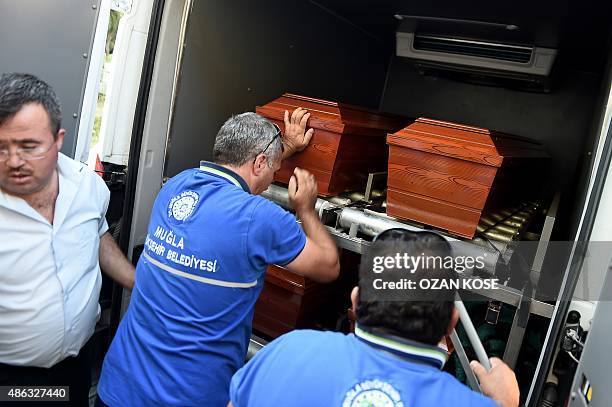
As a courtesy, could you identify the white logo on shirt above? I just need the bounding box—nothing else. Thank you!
[343,379,403,407]
[168,191,199,221]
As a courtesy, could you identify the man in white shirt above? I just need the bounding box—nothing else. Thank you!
[0,73,135,406]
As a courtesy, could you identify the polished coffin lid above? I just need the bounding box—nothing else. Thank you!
[386,118,548,238]
[388,118,547,167]
[257,93,407,196]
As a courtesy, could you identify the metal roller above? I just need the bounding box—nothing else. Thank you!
[493,224,519,235]
[262,184,337,217]
[348,192,367,202]
[328,196,352,206]
[479,216,496,226]
[503,219,523,229]
[484,229,515,242]
[338,207,502,274]
[263,185,505,274]
[489,213,503,222]
[510,214,528,223]
[338,207,423,236]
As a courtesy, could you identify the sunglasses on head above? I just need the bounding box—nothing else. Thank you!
[260,123,283,155]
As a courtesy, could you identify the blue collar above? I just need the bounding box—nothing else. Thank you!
[199,161,251,193]
[355,324,448,370]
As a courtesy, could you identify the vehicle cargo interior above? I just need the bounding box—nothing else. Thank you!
[117,0,612,405]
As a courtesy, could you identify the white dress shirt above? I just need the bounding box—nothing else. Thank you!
[0,153,110,368]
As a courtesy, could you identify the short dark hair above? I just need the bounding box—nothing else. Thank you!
[0,73,62,138]
[357,230,456,345]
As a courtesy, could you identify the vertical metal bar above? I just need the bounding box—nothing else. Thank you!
[112,0,166,338]
[531,192,560,286]
[502,296,531,368]
[455,298,492,371]
[450,329,482,392]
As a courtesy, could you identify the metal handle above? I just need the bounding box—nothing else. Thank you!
[455,297,492,371]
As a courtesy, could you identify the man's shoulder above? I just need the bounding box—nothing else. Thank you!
[285,329,346,341]
[57,153,108,193]
[267,330,349,356]
[433,371,498,406]
[249,193,286,214]
[163,168,199,187]
[157,168,204,202]
[57,153,91,174]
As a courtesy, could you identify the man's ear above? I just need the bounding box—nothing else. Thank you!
[55,128,66,151]
[446,306,460,336]
[350,286,359,312]
[252,154,267,176]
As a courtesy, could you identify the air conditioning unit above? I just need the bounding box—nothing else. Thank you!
[396,31,557,91]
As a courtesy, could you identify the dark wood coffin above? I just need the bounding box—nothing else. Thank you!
[253,251,360,339]
[253,264,331,338]
[387,118,549,239]
[256,93,407,196]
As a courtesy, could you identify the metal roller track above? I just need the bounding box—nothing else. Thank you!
[263,184,504,274]
[338,207,502,274]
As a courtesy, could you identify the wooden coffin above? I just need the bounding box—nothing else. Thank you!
[253,251,360,339]
[256,93,407,196]
[253,264,330,338]
[387,118,549,239]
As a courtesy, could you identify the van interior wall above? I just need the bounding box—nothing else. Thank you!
[164,0,390,177]
[379,60,603,239]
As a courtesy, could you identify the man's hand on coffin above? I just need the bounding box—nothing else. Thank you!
[282,107,314,158]
[285,167,340,283]
[288,167,318,216]
[470,357,520,407]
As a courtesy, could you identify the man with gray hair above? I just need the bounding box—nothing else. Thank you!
[97,108,340,406]
[0,72,135,406]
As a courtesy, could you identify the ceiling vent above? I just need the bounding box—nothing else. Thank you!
[397,31,557,90]
[413,34,534,64]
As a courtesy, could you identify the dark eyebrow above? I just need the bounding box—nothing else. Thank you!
[16,139,42,145]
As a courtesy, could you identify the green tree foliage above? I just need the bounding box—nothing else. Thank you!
[105,10,123,55]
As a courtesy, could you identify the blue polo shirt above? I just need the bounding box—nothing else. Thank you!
[97,162,306,406]
[230,326,498,407]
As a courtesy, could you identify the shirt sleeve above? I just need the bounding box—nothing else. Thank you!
[246,199,306,269]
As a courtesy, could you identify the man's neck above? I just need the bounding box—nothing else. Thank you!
[218,163,256,193]
[12,169,59,224]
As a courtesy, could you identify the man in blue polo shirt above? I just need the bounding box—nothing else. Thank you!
[97,109,340,406]
[229,230,520,407]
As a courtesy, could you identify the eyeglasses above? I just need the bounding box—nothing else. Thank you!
[260,123,283,155]
[253,123,283,165]
[0,142,55,162]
